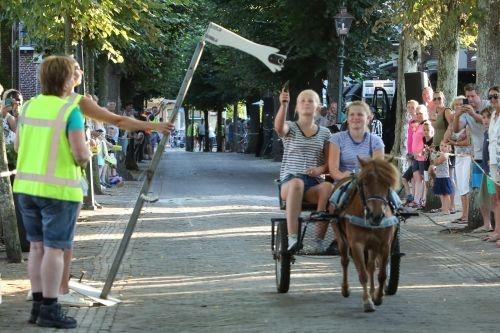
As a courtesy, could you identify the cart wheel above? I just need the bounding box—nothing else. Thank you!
[385,228,400,296]
[275,221,291,293]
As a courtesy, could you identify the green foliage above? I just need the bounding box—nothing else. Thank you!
[373,0,481,48]
[3,0,180,63]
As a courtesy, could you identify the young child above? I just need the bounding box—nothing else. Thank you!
[430,142,454,214]
[402,101,419,205]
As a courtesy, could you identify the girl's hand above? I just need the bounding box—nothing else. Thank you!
[305,166,321,177]
[279,89,290,106]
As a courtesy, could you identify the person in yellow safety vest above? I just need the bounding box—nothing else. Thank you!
[15,56,175,329]
[13,56,91,329]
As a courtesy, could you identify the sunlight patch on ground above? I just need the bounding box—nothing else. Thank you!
[74,226,271,241]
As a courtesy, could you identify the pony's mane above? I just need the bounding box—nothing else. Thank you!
[358,156,400,190]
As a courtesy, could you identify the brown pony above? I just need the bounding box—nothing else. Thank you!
[331,156,400,312]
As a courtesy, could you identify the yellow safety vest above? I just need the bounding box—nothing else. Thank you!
[13,94,84,202]
[151,115,160,133]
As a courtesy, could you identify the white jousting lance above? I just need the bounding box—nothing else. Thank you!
[96,22,285,301]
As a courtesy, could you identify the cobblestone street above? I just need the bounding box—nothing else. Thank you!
[1,150,500,332]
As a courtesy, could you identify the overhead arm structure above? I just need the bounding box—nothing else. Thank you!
[99,23,285,300]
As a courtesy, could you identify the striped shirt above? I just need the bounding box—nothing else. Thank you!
[329,131,384,173]
[279,121,331,181]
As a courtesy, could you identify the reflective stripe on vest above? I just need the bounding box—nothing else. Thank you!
[17,94,79,187]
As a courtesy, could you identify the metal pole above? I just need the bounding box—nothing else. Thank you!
[100,40,206,299]
[337,37,345,123]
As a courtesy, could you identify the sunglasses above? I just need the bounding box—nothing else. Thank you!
[488,93,499,100]
[433,97,442,101]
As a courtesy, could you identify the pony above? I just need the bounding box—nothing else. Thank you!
[331,155,401,312]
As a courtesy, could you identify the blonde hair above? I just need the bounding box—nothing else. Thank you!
[296,89,320,105]
[433,90,445,103]
[407,100,419,107]
[295,89,321,117]
[39,55,74,96]
[346,100,371,118]
[415,105,428,120]
[452,95,465,109]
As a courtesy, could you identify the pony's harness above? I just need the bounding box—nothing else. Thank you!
[333,175,398,229]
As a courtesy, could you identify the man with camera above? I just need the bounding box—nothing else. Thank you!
[452,83,490,226]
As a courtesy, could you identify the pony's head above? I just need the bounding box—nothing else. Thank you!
[357,156,400,226]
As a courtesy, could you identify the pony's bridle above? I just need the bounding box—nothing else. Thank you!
[357,181,391,226]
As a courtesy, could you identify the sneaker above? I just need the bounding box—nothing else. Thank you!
[28,301,41,324]
[287,235,300,253]
[58,291,93,307]
[37,303,77,329]
[26,290,33,301]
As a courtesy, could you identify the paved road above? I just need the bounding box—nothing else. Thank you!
[2,150,499,332]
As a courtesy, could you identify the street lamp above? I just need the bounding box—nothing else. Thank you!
[334,7,354,123]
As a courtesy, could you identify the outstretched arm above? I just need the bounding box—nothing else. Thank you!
[79,96,174,134]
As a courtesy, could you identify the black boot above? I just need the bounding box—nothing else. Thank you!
[28,301,41,324]
[36,302,77,329]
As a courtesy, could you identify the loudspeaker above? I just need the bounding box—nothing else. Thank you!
[404,72,429,104]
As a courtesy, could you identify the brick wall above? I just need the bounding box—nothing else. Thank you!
[0,21,13,88]
[18,50,39,100]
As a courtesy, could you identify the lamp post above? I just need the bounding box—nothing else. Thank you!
[334,7,354,123]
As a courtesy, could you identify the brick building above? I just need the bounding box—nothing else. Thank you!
[0,22,40,100]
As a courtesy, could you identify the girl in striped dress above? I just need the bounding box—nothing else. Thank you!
[275,88,333,252]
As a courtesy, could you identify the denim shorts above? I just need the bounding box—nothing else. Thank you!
[411,160,426,175]
[17,194,80,249]
[281,174,323,193]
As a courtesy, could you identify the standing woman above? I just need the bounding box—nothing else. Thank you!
[275,88,333,252]
[485,86,500,245]
[429,90,454,148]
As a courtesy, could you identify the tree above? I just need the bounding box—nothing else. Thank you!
[0,122,22,262]
[476,0,500,96]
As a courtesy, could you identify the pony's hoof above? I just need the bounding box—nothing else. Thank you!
[373,297,383,306]
[341,287,350,298]
[363,300,375,312]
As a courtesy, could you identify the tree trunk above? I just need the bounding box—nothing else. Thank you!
[97,54,109,106]
[327,60,341,123]
[84,45,95,95]
[245,99,260,154]
[63,14,73,55]
[232,103,239,153]
[0,127,22,262]
[476,0,500,97]
[436,1,460,104]
[424,180,441,211]
[203,110,209,152]
[184,105,193,152]
[468,188,484,229]
[216,110,223,152]
[391,27,420,170]
[261,94,275,158]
